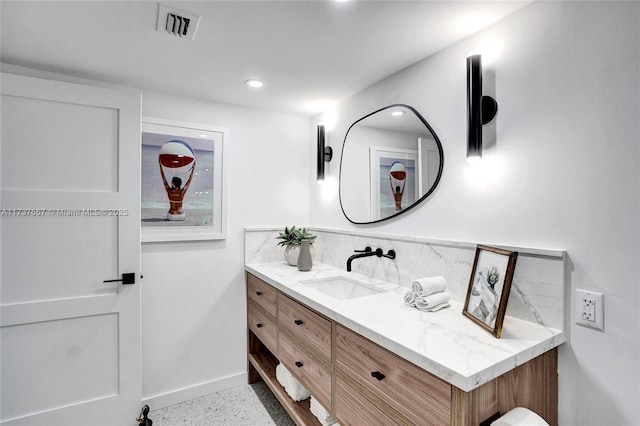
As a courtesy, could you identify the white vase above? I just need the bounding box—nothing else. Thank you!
[284,245,300,266]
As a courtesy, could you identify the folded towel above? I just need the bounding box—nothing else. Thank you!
[276,363,311,401]
[310,396,339,426]
[414,292,452,312]
[403,290,417,307]
[418,301,450,312]
[412,276,447,296]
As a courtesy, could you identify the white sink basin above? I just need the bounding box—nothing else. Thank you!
[303,277,386,300]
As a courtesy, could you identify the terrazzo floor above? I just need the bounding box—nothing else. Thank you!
[149,382,296,426]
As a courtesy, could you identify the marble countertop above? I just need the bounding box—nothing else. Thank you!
[245,262,565,392]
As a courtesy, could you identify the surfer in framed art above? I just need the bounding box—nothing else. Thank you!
[463,245,518,338]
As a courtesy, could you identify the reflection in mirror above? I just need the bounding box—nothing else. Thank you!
[339,104,443,224]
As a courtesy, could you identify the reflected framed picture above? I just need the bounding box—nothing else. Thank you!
[141,117,226,242]
[369,147,418,221]
[462,245,518,338]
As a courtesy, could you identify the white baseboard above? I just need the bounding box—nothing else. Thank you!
[142,372,247,410]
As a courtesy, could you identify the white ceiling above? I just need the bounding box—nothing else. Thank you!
[1,1,531,117]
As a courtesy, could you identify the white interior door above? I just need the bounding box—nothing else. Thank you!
[0,73,142,426]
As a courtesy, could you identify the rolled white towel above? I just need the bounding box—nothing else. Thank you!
[310,396,339,426]
[285,377,311,401]
[275,363,289,387]
[275,363,311,401]
[415,292,451,312]
[275,363,293,392]
[403,290,417,307]
[412,276,447,296]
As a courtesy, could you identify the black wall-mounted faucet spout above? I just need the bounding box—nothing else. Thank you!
[347,247,394,272]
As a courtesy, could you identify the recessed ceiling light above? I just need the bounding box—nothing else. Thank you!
[245,79,264,88]
[199,134,208,138]
[391,111,405,116]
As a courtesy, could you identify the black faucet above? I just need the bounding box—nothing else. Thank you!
[346,247,396,272]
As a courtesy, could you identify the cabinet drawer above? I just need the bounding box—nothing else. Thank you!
[247,273,278,317]
[278,330,331,409]
[248,301,277,354]
[277,293,331,362]
[336,325,451,426]
[335,377,409,426]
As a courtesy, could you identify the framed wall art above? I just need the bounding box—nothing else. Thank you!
[462,245,518,338]
[141,117,226,242]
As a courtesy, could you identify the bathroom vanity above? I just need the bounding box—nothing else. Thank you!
[245,263,563,426]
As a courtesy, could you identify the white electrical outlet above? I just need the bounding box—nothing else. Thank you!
[575,289,604,330]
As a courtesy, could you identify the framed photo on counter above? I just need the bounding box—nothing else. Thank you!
[462,245,518,338]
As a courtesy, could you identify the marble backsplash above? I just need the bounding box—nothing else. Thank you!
[245,227,566,331]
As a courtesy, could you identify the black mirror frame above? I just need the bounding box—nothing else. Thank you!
[339,103,444,225]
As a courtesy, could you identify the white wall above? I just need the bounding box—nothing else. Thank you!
[311,2,640,425]
[140,91,311,406]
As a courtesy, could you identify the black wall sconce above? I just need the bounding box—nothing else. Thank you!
[317,124,333,183]
[467,53,498,163]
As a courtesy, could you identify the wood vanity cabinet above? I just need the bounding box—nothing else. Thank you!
[335,325,451,425]
[247,273,278,317]
[277,292,333,409]
[277,293,332,362]
[247,273,278,355]
[246,273,558,426]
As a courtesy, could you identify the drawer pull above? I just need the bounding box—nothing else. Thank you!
[256,323,263,328]
[371,371,386,381]
[256,291,262,296]
[294,319,304,326]
[295,361,304,368]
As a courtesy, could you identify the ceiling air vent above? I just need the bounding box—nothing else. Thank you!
[157,4,200,40]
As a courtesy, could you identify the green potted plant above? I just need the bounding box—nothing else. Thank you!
[276,226,316,266]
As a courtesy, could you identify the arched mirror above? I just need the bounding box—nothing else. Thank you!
[339,104,444,224]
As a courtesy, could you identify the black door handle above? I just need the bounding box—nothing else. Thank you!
[294,319,304,326]
[256,323,263,328]
[103,273,136,285]
[295,361,303,368]
[371,371,385,381]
